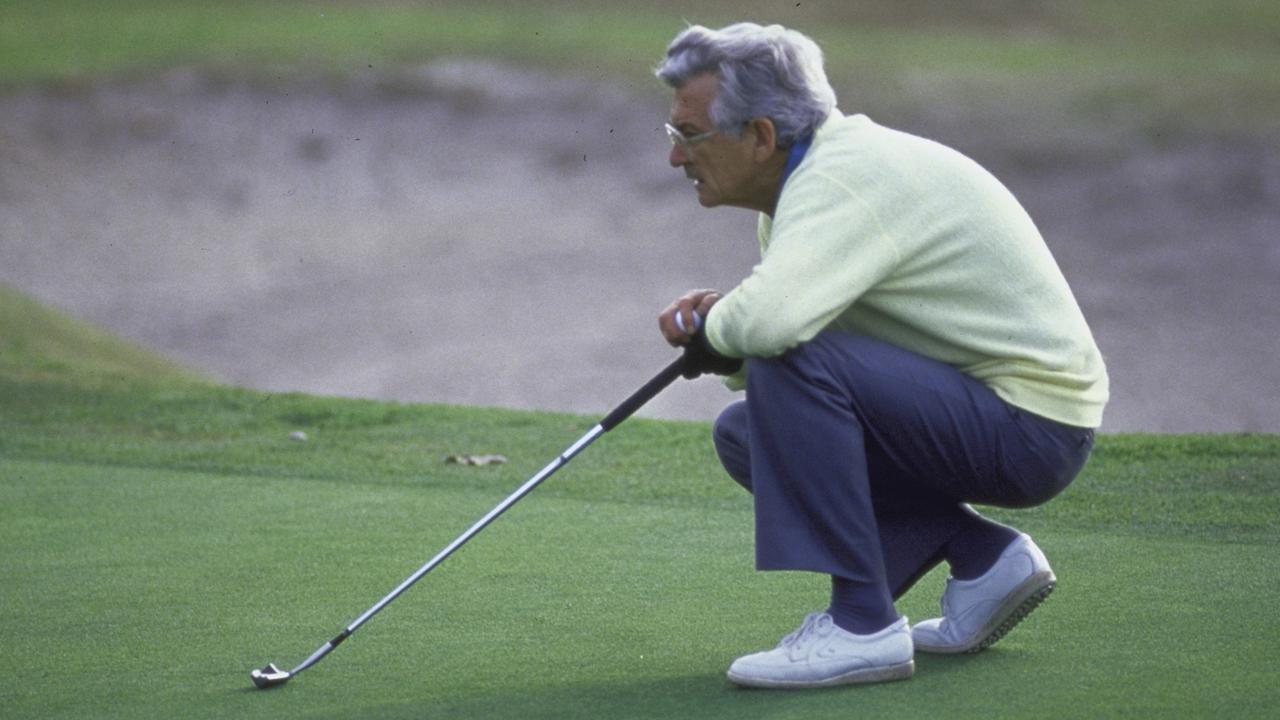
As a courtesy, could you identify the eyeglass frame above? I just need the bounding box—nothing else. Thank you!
[664,122,718,153]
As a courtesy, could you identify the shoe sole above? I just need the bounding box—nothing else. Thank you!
[915,571,1056,654]
[727,659,914,690]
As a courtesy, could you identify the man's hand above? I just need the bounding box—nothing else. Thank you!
[658,289,742,379]
[678,329,743,379]
[659,289,722,346]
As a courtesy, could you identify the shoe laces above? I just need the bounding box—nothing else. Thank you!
[940,577,956,617]
[779,613,835,659]
[935,578,965,635]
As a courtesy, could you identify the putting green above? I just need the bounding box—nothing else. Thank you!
[3,444,1276,718]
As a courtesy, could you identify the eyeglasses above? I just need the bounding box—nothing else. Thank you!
[664,122,718,153]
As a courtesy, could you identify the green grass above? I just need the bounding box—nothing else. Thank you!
[0,282,205,386]
[2,287,1279,718]
[2,0,1278,137]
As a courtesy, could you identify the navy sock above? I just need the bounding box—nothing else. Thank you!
[945,516,1021,580]
[826,575,899,635]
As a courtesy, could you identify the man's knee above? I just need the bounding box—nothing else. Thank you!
[713,401,753,492]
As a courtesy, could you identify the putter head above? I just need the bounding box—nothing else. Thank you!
[250,663,291,689]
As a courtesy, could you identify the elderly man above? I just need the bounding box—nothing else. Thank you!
[655,23,1107,689]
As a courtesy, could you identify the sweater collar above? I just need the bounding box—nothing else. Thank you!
[778,134,812,192]
[775,110,841,201]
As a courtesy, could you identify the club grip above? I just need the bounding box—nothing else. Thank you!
[600,355,687,431]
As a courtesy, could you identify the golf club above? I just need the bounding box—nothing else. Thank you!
[250,354,689,689]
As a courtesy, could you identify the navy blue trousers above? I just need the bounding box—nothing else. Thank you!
[712,332,1094,600]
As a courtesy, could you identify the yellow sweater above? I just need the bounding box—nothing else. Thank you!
[705,112,1108,428]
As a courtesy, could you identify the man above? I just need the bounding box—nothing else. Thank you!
[654,23,1108,689]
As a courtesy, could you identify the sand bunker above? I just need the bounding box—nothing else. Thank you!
[2,61,1277,431]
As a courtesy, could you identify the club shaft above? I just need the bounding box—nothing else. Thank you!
[346,423,605,633]
[287,428,603,678]
[279,355,686,680]
[288,639,339,676]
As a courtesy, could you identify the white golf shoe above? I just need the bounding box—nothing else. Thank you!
[912,533,1055,654]
[726,613,914,689]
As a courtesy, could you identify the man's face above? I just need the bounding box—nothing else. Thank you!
[668,73,765,210]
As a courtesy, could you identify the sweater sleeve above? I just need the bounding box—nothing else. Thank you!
[705,170,903,358]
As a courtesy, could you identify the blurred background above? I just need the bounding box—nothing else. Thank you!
[1,0,1277,431]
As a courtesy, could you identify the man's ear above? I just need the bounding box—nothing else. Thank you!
[748,117,779,162]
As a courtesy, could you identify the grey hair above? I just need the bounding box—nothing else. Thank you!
[655,23,837,147]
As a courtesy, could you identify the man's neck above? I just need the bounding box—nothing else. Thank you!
[747,153,789,217]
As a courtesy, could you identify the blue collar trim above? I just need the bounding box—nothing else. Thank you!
[777,133,813,202]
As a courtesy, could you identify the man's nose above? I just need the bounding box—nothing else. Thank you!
[669,143,687,168]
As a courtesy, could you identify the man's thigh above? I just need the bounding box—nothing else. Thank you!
[766,332,1026,506]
